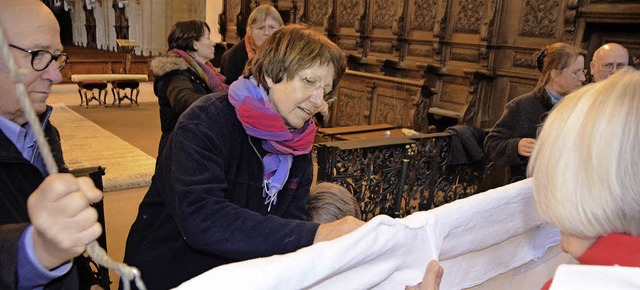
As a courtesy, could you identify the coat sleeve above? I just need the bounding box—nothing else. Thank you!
[0,223,27,290]
[484,100,526,166]
[164,106,319,262]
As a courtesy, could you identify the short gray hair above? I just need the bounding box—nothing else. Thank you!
[306,182,362,223]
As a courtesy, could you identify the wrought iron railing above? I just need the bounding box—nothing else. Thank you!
[314,132,485,221]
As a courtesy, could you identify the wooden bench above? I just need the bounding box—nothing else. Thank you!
[71,74,148,107]
[77,81,108,107]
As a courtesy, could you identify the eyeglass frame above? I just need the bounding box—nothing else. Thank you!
[297,74,336,103]
[598,61,628,72]
[8,44,69,71]
[568,68,588,78]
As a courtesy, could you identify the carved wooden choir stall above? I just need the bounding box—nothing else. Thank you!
[220,0,640,215]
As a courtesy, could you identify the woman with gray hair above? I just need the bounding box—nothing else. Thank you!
[529,67,640,289]
[413,67,640,290]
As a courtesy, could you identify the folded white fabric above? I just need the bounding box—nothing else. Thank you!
[176,179,561,290]
[549,264,640,290]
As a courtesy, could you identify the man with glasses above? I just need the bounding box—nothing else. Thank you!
[590,43,629,82]
[0,0,103,289]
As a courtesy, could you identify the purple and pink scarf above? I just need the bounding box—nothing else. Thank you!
[168,48,228,93]
[228,77,316,210]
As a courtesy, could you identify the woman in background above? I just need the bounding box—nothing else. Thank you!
[220,4,283,85]
[484,42,586,184]
[150,20,228,157]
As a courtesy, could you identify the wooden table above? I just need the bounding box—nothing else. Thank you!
[334,128,427,140]
[316,124,396,142]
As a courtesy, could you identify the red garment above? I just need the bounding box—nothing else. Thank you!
[541,234,640,290]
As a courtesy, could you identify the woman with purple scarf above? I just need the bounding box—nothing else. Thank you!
[150,20,228,157]
[122,24,365,289]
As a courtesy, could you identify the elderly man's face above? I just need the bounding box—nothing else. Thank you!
[590,45,629,82]
[0,2,63,125]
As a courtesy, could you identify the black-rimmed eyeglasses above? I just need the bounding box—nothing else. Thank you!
[9,44,68,71]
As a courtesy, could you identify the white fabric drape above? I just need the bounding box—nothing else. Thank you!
[176,179,561,290]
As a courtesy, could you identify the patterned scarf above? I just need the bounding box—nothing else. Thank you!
[228,77,316,210]
[168,48,228,93]
[244,34,260,60]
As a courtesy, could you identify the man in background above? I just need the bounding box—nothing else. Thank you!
[590,42,629,82]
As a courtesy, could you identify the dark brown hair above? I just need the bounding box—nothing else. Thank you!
[167,20,210,52]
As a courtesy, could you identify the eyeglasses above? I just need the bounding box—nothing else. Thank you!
[600,62,627,72]
[9,44,68,71]
[297,74,335,102]
[570,68,588,78]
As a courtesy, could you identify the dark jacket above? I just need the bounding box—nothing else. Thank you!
[220,39,248,85]
[123,93,319,290]
[484,87,554,183]
[150,56,212,157]
[0,113,74,290]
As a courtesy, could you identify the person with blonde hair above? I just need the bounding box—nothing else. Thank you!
[306,182,362,223]
[485,42,586,184]
[221,4,283,85]
[528,67,640,289]
[123,24,364,289]
[416,67,640,290]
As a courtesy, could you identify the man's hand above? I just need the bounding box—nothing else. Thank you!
[518,138,537,157]
[405,260,444,290]
[28,174,103,270]
[313,216,364,243]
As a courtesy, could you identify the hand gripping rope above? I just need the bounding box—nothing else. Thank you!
[0,25,147,290]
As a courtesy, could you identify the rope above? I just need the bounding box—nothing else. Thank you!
[0,24,146,290]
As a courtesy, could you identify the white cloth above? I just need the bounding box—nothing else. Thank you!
[549,265,640,290]
[176,179,560,290]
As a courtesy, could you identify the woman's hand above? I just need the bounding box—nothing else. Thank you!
[405,260,444,290]
[313,216,365,243]
[518,138,537,157]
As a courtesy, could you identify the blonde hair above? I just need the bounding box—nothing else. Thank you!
[247,4,283,32]
[306,182,362,223]
[534,42,586,89]
[528,67,640,238]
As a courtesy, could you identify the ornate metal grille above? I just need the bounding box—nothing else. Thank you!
[315,133,485,221]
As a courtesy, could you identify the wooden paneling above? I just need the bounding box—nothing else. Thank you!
[221,0,640,129]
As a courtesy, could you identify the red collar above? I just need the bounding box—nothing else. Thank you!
[578,234,640,267]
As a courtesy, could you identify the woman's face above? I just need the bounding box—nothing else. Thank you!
[193,27,215,62]
[250,17,281,46]
[266,63,334,129]
[549,55,586,96]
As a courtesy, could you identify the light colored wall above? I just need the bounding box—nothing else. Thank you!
[206,0,223,42]
[70,0,223,56]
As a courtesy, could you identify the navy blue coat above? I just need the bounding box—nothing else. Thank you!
[123,93,319,289]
